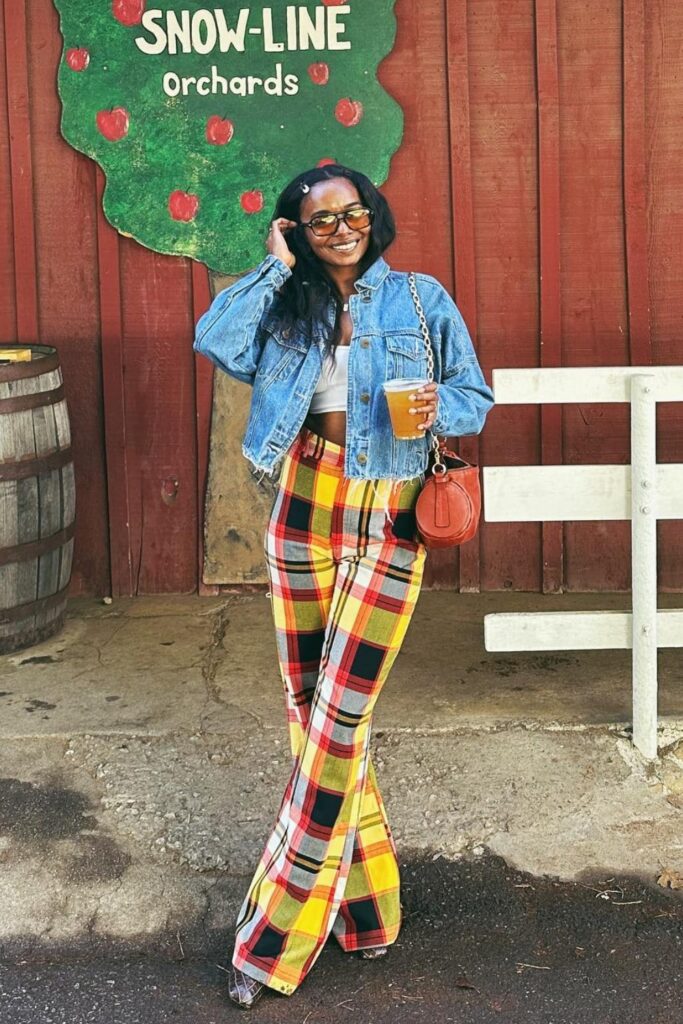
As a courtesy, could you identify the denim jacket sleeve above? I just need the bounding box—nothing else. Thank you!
[418,279,494,437]
[193,254,292,385]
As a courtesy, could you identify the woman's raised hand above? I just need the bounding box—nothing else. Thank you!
[266,217,298,269]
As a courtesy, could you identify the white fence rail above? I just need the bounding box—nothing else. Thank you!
[482,366,683,760]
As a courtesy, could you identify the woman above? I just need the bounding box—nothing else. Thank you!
[194,164,494,1008]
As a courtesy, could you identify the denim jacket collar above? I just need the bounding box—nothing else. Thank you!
[354,255,390,292]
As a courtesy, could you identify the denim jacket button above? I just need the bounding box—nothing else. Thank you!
[360,338,370,349]
[357,453,368,465]
[360,392,370,404]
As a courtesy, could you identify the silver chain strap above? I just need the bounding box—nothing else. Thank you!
[408,272,442,466]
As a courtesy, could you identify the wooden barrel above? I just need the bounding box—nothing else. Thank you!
[0,345,75,654]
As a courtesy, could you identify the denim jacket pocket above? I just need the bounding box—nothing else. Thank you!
[257,319,308,388]
[261,314,309,354]
[385,330,429,378]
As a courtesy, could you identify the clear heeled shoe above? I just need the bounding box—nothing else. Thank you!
[228,966,265,1009]
[358,945,388,959]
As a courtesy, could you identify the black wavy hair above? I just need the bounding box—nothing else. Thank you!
[272,164,396,350]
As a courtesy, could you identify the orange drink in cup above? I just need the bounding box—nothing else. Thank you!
[383,378,430,439]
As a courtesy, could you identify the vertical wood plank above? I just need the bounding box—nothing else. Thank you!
[446,0,481,593]
[622,0,652,366]
[15,476,39,605]
[379,0,455,283]
[558,0,631,591]
[467,0,541,592]
[379,0,458,589]
[0,0,16,343]
[624,0,659,607]
[0,480,19,610]
[534,0,564,593]
[191,261,219,596]
[28,0,111,596]
[645,0,683,593]
[119,242,198,595]
[96,168,133,596]
[3,0,38,343]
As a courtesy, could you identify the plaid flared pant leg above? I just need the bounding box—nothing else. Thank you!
[231,429,425,996]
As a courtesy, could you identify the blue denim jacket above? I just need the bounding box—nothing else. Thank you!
[194,253,494,480]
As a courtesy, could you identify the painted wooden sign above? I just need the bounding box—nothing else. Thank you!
[53,1,402,274]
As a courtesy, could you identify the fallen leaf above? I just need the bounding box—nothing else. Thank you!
[657,868,683,890]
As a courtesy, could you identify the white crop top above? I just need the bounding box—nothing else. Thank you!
[309,346,349,414]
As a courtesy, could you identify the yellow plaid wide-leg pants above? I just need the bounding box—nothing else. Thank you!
[231,428,426,995]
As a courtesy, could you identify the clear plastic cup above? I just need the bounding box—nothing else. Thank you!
[382,378,430,439]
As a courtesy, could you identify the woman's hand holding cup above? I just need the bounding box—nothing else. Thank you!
[266,217,297,269]
[411,382,439,431]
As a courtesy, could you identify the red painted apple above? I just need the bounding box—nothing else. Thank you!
[206,115,234,145]
[334,98,364,127]
[112,0,145,27]
[308,62,330,86]
[66,47,89,72]
[96,107,129,142]
[168,190,199,222]
[317,158,337,167]
[240,190,264,214]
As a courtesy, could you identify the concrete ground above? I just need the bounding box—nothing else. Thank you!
[1,590,682,970]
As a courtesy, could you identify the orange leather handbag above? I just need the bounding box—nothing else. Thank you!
[407,273,482,549]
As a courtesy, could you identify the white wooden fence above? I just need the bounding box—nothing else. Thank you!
[482,367,683,760]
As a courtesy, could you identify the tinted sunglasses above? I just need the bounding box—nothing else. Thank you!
[300,206,374,237]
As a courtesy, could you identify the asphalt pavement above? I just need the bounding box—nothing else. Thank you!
[1,854,682,1024]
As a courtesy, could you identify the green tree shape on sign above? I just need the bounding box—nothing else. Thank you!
[53,1,403,275]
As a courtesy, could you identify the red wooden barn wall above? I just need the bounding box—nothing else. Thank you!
[1,0,681,596]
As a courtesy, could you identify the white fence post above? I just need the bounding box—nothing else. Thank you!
[631,374,658,759]
[482,365,683,761]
